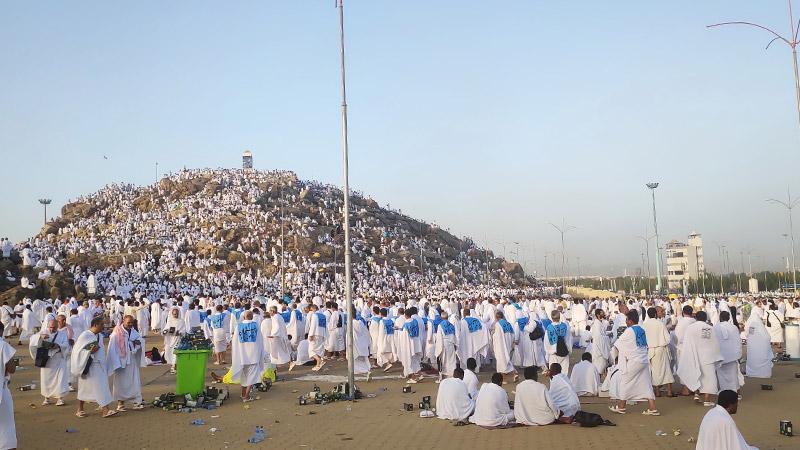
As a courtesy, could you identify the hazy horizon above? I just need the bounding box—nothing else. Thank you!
[3,1,799,276]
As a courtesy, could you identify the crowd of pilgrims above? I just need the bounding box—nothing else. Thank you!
[1,287,795,449]
[11,168,497,303]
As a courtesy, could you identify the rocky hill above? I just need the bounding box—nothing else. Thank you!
[4,168,532,302]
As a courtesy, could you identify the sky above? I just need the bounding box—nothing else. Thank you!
[2,1,800,277]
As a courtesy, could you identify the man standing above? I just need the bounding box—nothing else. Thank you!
[30,319,70,406]
[71,316,117,418]
[609,310,659,416]
[106,315,146,411]
[0,323,18,450]
[306,305,327,372]
[208,305,230,365]
[544,310,572,373]
[397,309,423,383]
[589,308,611,375]
[456,310,489,372]
[434,311,458,381]
[231,311,265,402]
[641,307,674,397]
[715,311,743,393]
[375,308,395,372]
[266,306,291,367]
[677,311,722,407]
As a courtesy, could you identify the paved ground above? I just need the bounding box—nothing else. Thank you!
[8,345,800,450]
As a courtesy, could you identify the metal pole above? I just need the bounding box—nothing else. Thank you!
[544,254,548,285]
[337,0,355,397]
[648,185,663,293]
[280,187,285,298]
[790,203,798,294]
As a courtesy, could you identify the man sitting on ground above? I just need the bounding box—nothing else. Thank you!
[435,367,475,421]
[570,353,600,396]
[548,363,581,423]
[469,373,515,427]
[697,390,759,450]
[463,357,479,399]
[514,366,559,426]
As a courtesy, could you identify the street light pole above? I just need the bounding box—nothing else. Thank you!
[708,1,800,132]
[635,233,654,293]
[768,189,799,294]
[38,199,52,225]
[646,183,663,293]
[336,0,355,397]
[549,219,576,293]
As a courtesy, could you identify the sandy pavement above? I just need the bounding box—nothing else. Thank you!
[7,346,800,450]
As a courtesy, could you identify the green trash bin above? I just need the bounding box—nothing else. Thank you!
[174,349,211,397]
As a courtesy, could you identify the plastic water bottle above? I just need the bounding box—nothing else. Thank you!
[191,419,206,425]
[248,426,265,443]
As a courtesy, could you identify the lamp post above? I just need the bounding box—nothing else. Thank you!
[646,183,663,293]
[549,219,575,293]
[635,232,655,293]
[708,1,800,132]
[38,199,52,225]
[768,189,799,294]
[336,0,355,397]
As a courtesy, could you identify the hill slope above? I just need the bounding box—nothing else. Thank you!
[6,168,531,301]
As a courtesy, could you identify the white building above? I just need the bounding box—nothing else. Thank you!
[666,231,705,292]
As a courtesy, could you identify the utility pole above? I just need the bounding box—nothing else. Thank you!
[336,0,355,398]
[544,254,549,286]
[549,219,576,293]
[708,1,800,133]
[646,183,663,292]
[767,189,799,295]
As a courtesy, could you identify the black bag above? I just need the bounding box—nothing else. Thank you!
[574,411,614,427]
[528,322,545,340]
[555,335,569,357]
[337,314,343,328]
[34,346,50,368]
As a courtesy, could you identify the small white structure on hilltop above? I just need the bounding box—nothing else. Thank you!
[242,150,253,170]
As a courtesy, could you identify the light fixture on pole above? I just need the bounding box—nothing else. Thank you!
[38,198,52,225]
[646,183,663,293]
[767,188,799,294]
[336,0,355,398]
[708,1,800,132]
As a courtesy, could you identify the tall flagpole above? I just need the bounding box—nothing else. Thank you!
[338,0,355,397]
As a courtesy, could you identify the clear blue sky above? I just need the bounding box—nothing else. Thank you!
[2,1,799,276]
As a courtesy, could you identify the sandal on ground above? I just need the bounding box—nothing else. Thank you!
[75,411,87,418]
[116,405,128,412]
[642,409,661,416]
[55,399,65,406]
[608,405,626,414]
[131,403,145,410]
[102,410,119,418]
